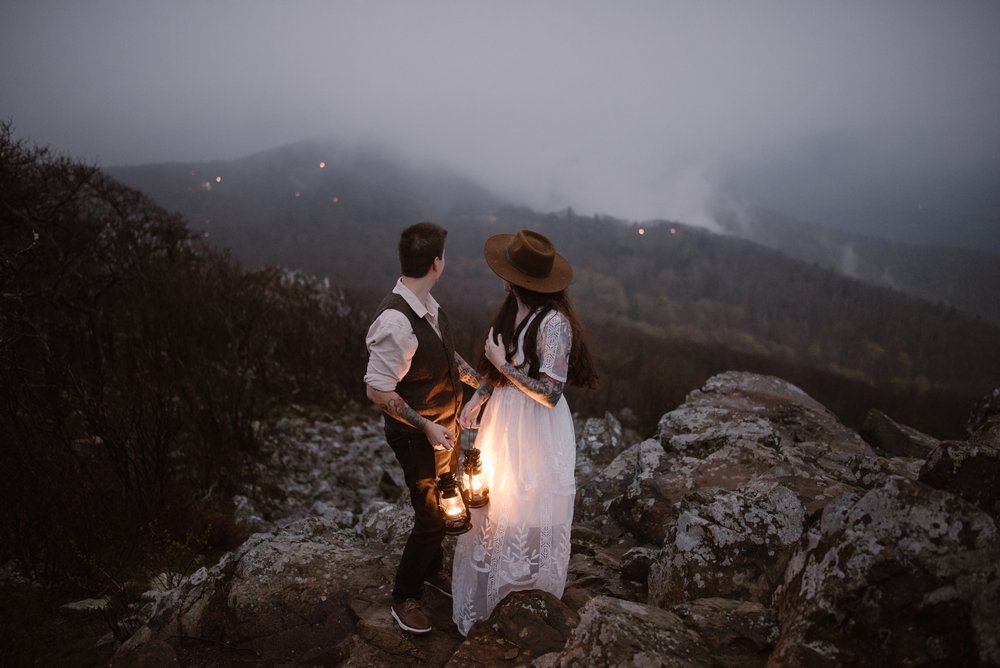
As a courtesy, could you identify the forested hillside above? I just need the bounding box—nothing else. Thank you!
[0,124,367,592]
[110,142,1000,438]
[714,205,1000,323]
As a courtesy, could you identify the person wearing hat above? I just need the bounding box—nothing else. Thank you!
[451,229,598,636]
[365,221,482,634]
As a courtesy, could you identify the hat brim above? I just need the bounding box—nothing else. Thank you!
[483,234,573,294]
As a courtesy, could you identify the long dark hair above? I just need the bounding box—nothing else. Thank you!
[479,284,599,389]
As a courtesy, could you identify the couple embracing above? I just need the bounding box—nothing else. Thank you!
[364,222,597,636]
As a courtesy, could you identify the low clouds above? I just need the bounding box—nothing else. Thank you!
[2,1,998,227]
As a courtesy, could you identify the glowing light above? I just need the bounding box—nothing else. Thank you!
[294,191,301,198]
[331,196,340,203]
[461,446,490,508]
[200,181,212,191]
[319,161,326,169]
[437,471,471,534]
[670,228,677,235]
[215,176,222,183]
[638,228,645,235]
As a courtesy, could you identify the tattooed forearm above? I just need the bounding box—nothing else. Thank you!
[379,394,429,431]
[455,353,481,388]
[499,362,564,407]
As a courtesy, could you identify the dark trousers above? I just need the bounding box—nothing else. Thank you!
[385,426,459,601]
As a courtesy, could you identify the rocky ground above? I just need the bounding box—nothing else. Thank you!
[106,373,999,667]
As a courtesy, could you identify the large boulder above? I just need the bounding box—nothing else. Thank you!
[860,408,940,459]
[772,476,1000,667]
[671,598,778,668]
[648,479,805,607]
[967,388,1000,437]
[918,440,1000,522]
[576,411,629,475]
[118,517,395,666]
[586,373,885,610]
[575,438,669,531]
[545,595,711,667]
[446,590,578,666]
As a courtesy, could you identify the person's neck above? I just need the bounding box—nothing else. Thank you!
[514,297,531,327]
[401,274,435,305]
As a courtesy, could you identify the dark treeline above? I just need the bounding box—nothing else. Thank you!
[0,123,367,593]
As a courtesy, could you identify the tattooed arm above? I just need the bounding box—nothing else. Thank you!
[498,363,565,408]
[366,385,455,450]
[483,325,566,408]
[455,352,481,389]
[459,381,494,428]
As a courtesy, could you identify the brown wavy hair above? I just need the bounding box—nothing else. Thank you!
[479,284,599,390]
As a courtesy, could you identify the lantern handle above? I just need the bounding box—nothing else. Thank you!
[461,427,478,452]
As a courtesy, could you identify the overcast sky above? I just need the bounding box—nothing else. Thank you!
[2,1,999,229]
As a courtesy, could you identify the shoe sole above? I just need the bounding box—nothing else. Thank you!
[424,580,453,599]
[390,607,432,634]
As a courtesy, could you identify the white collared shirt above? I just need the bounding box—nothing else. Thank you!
[364,278,443,392]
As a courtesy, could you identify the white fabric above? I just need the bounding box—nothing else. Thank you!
[452,309,576,636]
[510,310,571,383]
[363,278,442,391]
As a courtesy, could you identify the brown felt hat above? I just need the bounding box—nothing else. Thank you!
[483,229,572,293]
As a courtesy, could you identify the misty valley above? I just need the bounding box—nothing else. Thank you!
[3,126,999,665]
[107,138,1000,439]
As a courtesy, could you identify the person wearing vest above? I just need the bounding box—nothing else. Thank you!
[364,222,481,634]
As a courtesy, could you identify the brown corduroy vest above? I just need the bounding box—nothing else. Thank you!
[374,292,461,436]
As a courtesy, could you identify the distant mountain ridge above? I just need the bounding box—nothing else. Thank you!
[111,141,998,324]
[107,140,1000,437]
[714,205,1000,323]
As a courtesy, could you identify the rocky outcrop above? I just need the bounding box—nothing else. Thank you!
[861,407,940,458]
[919,440,1000,522]
[772,476,1000,666]
[545,595,712,667]
[446,590,578,666]
[967,388,1000,436]
[112,373,1000,666]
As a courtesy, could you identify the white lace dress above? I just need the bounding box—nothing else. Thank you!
[452,309,576,636]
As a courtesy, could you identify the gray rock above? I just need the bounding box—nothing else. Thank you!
[671,598,778,668]
[111,372,1000,667]
[548,595,711,667]
[578,411,627,468]
[772,476,1000,667]
[575,437,667,528]
[648,479,805,607]
[447,590,579,666]
[967,387,1000,437]
[919,439,1000,522]
[355,498,414,545]
[117,517,395,666]
[861,408,940,458]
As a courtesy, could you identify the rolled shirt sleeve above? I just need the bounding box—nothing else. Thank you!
[364,310,418,392]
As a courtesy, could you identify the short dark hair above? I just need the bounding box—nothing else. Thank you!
[399,222,447,277]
